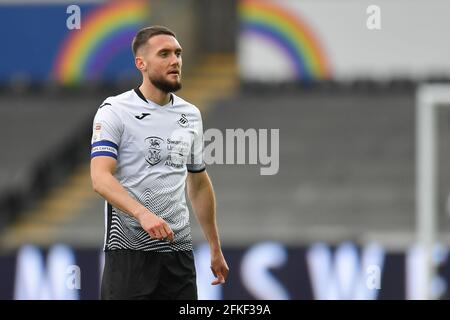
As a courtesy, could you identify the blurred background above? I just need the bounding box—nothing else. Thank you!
[1,0,450,300]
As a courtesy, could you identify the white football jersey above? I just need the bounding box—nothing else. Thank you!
[91,88,205,252]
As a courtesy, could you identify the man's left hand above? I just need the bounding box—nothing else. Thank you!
[210,251,229,285]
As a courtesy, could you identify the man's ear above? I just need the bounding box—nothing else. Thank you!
[135,56,146,71]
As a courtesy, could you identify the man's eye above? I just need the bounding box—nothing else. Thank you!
[160,52,168,57]
[176,52,182,57]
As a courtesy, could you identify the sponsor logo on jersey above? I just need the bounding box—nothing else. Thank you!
[165,138,189,169]
[144,136,164,166]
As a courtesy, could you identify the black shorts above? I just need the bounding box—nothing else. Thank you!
[101,250,198,300]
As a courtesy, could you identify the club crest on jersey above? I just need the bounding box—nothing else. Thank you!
[177,114,189,128]
[144,136,164,166]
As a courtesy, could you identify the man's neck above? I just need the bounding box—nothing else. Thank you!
[139,82,171,106]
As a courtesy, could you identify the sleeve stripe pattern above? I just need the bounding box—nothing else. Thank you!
[91,140,118,159]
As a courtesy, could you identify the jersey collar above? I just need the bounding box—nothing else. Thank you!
[134,87,174,106]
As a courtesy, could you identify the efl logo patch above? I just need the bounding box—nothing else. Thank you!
[93,123,102,142]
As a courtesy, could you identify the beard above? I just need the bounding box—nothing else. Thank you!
[149,74,182,93]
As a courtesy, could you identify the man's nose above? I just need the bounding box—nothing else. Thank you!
[170,53,180,66]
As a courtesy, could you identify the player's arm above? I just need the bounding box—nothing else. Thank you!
[91,156,173,242]
[187,171,229,285]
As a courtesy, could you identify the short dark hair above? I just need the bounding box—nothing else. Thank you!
[132,26,177,56]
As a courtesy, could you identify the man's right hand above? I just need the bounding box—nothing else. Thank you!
[91,156,174,243]
[136,210,174,242]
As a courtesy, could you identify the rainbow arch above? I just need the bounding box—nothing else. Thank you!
[239,0,331,81]
[53,0,149,85]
